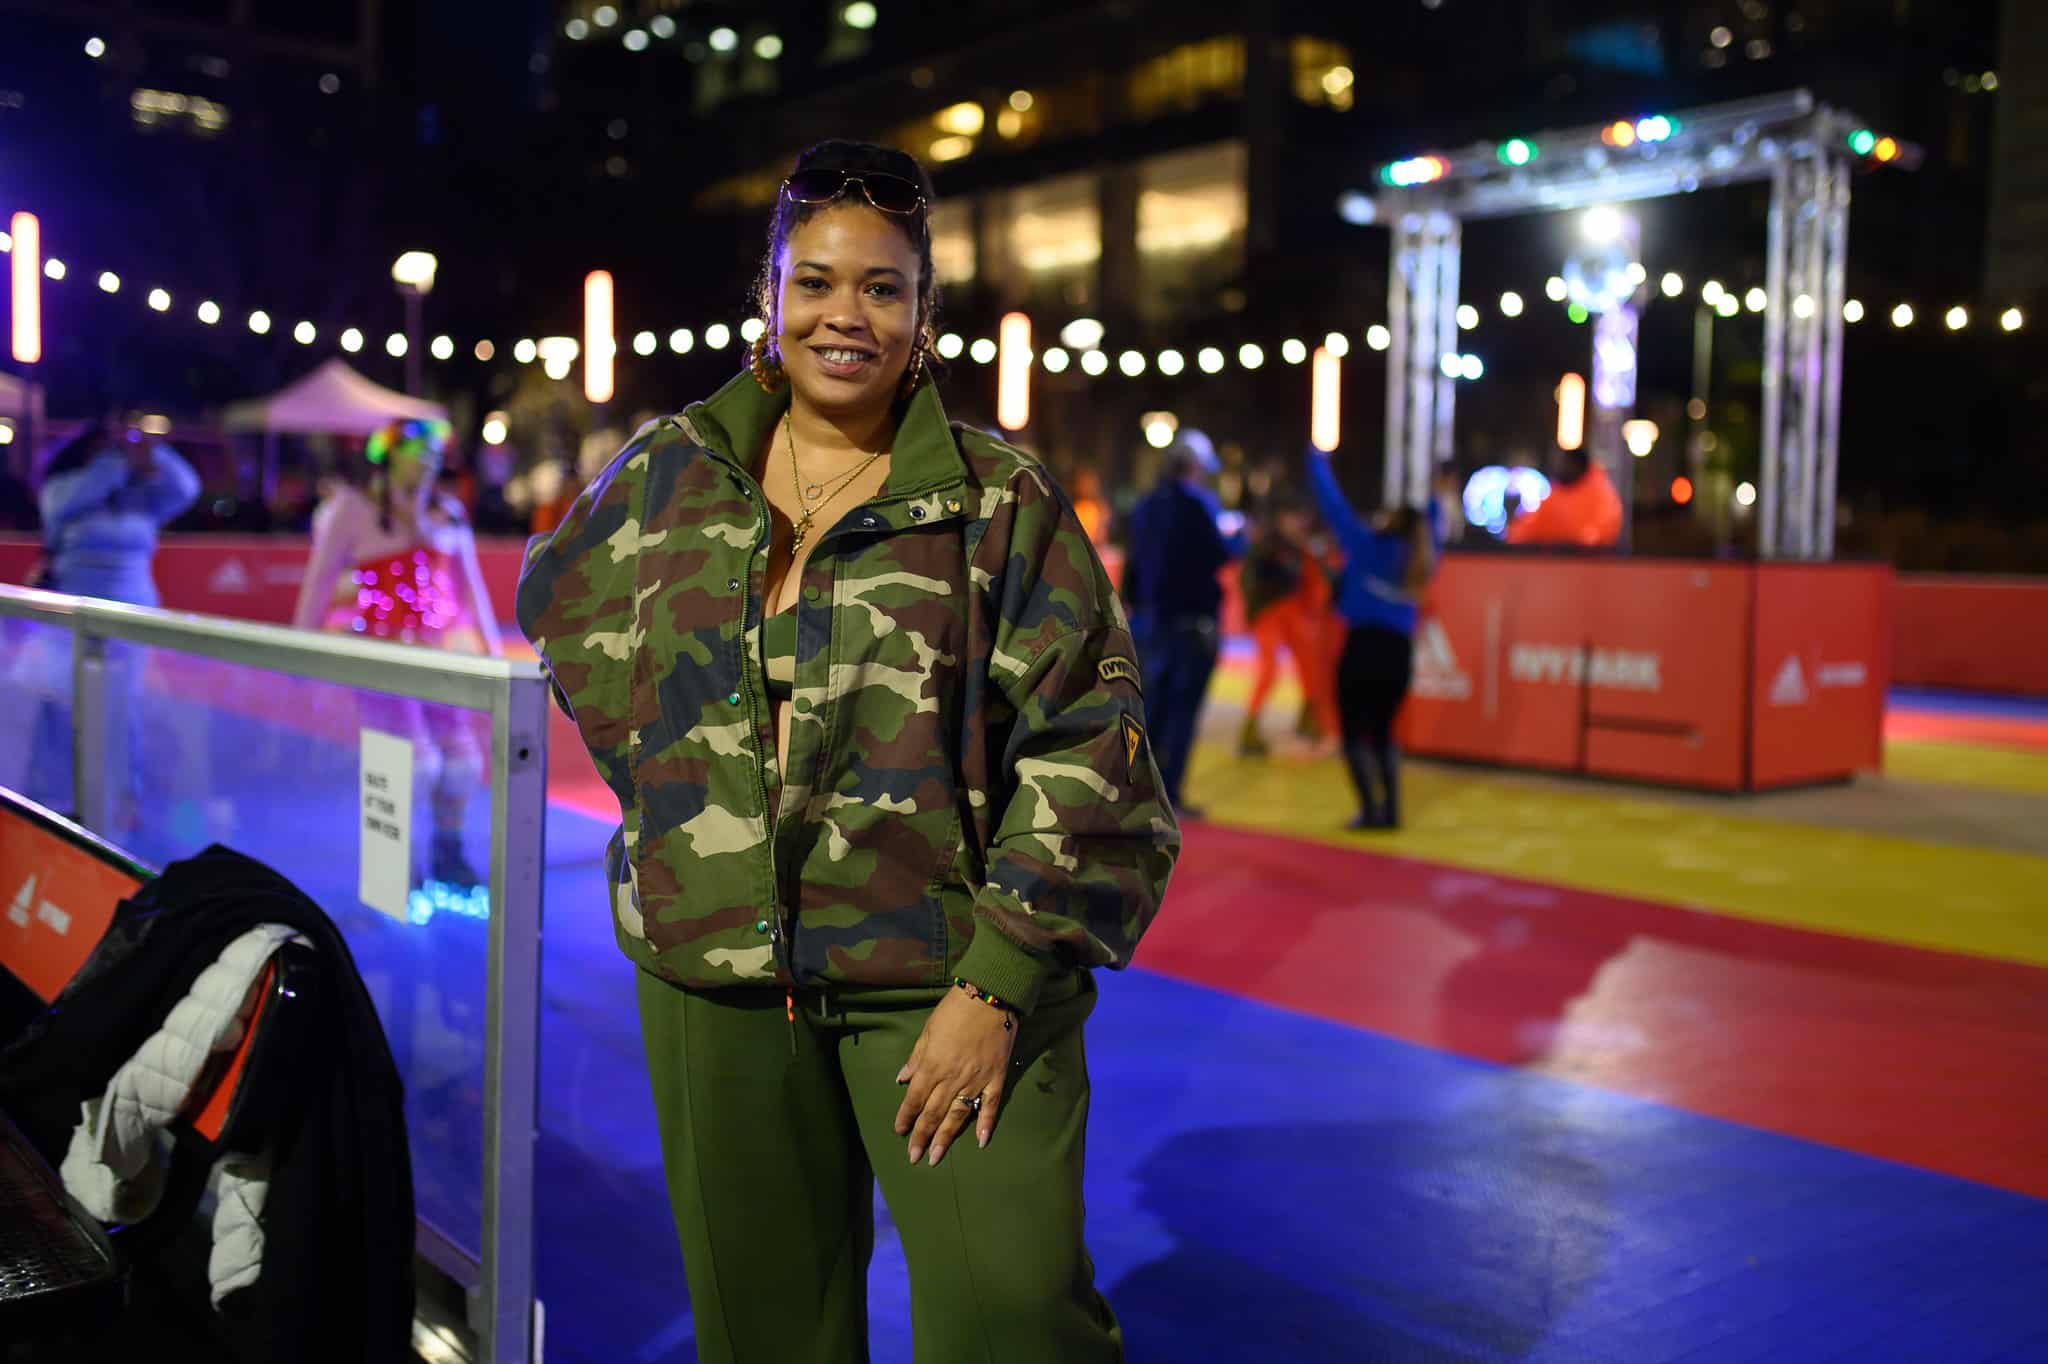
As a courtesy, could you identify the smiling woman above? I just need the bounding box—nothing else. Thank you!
[514,139,1177,1363]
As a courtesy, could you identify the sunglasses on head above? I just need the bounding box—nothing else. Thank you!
[781,168,926,216]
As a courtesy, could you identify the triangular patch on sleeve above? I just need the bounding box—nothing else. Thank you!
[1120,714,1146,780]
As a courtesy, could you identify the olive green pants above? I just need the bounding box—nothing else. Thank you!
[635,967,1123,1364]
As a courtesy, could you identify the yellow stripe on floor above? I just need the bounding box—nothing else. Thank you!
[1884,738,2048,797]
[1183,740,2048,969]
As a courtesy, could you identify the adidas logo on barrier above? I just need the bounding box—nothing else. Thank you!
[1769,655,1810,707]
[7,874,68,935]
[1412,620,1473,700]
[208,557,252,594]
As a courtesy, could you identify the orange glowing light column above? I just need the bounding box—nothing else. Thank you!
[10,212,40,365]
[997,312,1031,431]
[1311,345,1341,452]
[584,270,615,404]
[1555,372,1586,451]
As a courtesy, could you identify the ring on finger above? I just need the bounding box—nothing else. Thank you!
[953,1092,983,1114]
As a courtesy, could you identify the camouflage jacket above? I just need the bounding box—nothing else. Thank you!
[515,372,1180,1012]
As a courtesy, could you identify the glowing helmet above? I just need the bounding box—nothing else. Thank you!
[364,417,452,471]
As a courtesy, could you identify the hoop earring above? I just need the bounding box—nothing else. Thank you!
[748,330,786,393]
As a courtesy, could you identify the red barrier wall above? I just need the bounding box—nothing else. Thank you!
[1750,565,1891,788]
[1890,575,2048,697]
[0,533,2030,700]
[1400,556,1890,791]
[0,533,535,626]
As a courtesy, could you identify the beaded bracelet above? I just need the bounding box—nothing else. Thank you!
[953,977,1017,1030]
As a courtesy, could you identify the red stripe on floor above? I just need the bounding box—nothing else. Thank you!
[1884,710,2048,752]
[1139,821,2048,1199]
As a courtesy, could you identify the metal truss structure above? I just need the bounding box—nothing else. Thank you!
[1363,89,1913,558]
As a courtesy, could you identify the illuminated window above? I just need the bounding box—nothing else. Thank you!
[1006,174,1101,275]
[1126,38,1245,121]
[1137,142,1246,255]
[694,165,787,213]
[1137,143,1247,322]
[130,88,230,137]
[929,200,975,286]
[1291,38,1356,112]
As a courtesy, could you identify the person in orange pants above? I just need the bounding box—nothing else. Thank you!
[1240,508,1342,755]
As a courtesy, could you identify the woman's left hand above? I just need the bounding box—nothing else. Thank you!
[894,988,1018,1166]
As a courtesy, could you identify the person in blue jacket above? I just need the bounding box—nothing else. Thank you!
[1305,445,1439,829]
[36,417,200,605]
[27,418,200,818]
[1121,428,1246,816]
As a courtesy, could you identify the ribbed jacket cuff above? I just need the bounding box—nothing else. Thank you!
[954,917,1058,1016]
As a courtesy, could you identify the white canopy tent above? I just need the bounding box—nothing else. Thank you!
[220,358,448,502]
[220,357,447,436]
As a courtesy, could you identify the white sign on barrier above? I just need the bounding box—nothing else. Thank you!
[358,728,414,922]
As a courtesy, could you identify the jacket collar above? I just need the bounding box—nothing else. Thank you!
[680,370,966,502]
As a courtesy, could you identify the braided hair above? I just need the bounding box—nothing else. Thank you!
[750,140,942,384]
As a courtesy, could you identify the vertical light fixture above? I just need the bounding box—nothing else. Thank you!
[997,311,1030,432]
[10,212,40,364]
[1311,346,1341,452]
[1556,372,1587,451]
[584,270,615,404]
[390,250,438,396]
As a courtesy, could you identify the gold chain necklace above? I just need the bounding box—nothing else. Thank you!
[785,418,887,554]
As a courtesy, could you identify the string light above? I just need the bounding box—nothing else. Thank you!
[13,224,2036,386]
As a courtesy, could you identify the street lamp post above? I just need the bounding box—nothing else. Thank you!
[391,250,438,395]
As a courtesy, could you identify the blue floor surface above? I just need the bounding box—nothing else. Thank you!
[534,801,2048,1364]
